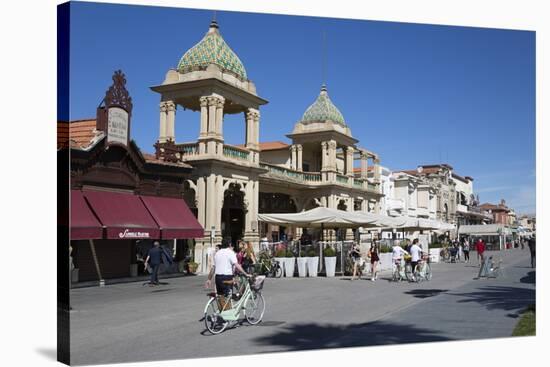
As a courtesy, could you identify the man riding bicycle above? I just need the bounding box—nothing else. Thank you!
[205,239,251,308]
[409,239,424,280]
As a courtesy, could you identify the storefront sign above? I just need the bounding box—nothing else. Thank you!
[118,229,151,239]
[107,107,129,146]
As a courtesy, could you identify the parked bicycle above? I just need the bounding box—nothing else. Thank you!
[203,274,266,334]
[258,256,282,278]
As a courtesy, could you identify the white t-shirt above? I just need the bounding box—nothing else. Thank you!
[410,244,422,262]
[392,246,407,260]
[214,248,238,276]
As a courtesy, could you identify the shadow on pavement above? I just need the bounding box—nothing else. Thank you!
[520,271,535,284]
[405,289,448,299]
[36,348,57,361]
[254,320,452,350]
[450,286,535,312]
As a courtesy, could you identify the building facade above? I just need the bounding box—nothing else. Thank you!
[152,20,384,272]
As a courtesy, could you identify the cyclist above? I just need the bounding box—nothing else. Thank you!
[391,242,409,279]
[409,239,424,280]
[205,239,251,309]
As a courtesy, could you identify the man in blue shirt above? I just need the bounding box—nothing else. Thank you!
[144,241,163,285]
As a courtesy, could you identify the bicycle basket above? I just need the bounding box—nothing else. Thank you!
[252,275,266,291]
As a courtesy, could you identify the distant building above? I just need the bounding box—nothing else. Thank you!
[479,199,515,225]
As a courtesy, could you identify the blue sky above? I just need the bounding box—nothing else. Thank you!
[67,2,536,214]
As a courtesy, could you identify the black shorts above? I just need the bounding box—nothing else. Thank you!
[411,261,418,271]
[215,274,233,296]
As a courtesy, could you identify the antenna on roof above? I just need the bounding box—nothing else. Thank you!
[210,10,219,28]
[322,30,327,87]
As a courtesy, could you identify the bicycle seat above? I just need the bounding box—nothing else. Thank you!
[222,280,234,285]
[207,292,217,297]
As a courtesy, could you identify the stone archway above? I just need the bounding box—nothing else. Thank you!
[221,182,246,245]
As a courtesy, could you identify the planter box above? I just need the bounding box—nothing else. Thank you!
[283,257,296,277]
[324,256,337,277]
[429,248,441,263]
[377,253,393,271]
[306,257,319,277]
[297,257,308,277]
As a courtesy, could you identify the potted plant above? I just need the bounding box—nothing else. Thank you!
[297,252,308,277]
[187,261,199,275]
[323,245,337,277]
[283,249,296,278]
[306,249,319,277]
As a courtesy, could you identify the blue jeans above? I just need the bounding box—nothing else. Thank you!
[150,264,160,284]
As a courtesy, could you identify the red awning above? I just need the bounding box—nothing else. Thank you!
[140,195,204,239]
[71,190,103,240]
[83,190,160,239]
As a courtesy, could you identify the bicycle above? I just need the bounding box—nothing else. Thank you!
[345,255,366,278]
[259,257,282,278]
[203,274,266,335]
[392,258,406,282]
[412,255,432,282]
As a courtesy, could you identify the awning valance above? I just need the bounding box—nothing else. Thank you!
[140,195,204,239]
[83,190,160,239]
[70,190,103,240]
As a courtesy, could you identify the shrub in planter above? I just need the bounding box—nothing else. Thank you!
[323,246,337,277]
[283,251,296,278]
[306,249,319,277]
[275,249,287,258]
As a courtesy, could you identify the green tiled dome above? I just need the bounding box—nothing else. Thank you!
[300,85,346,126]
[177,20,247,80]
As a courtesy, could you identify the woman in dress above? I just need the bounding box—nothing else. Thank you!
[350,243,362,281]
[369,242,380,281]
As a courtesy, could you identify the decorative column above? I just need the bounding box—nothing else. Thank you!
[328,140,337,171]
[207,96,218,155]
[215,175,224,235]
[198,97,208,154]
[374,157,381,182]
[205,174,217,234]
[290,145,297,170]
[345,146,355,177]
[215,97,225,139]
[165,101,176,142]
[360,151,368,179]
[361,199,368,212]
[158,102,167,143]
[245,110,254,148]
[196,177,206,228]
[297,144,303,171]
[321,141,328,170]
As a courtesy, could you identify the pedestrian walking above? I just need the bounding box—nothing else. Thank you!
[350,243,362,281]
[457,241,463,262]
[144,241,163,286]
[475,238,486,266]
[409,239,423,280]
[368,242,380,281]
[463,238,470,263]
[528,235,536,268]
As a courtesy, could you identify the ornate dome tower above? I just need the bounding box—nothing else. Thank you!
[292,85,352,137]
[177,20,248,80]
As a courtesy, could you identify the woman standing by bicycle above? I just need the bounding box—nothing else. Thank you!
[242,241,257,274]
[368,242,380,281]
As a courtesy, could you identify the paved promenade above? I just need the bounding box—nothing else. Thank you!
[70,249,535,365]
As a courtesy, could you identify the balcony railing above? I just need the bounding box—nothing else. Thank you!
[353,178,364,188]
[260,163,321,183]
[223,145,250,161]
[175,142,198,157]
[336,174,349,185]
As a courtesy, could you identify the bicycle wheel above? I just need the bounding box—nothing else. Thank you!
[204,297,229,334]
[274,264,283,278]
[244,291,265,325]
[404,263,414,282]
[424,263,432,281]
